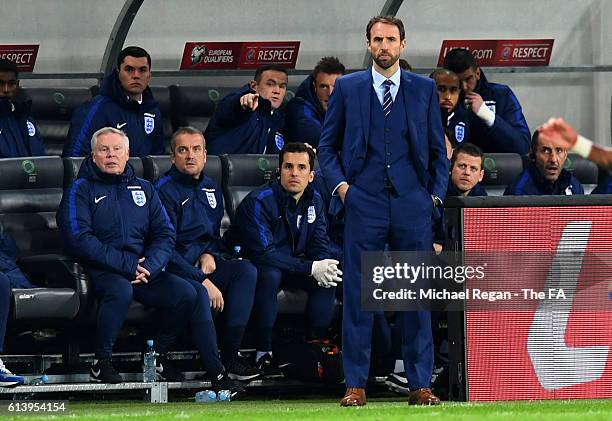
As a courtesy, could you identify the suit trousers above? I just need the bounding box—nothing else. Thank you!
[342,184,434,389]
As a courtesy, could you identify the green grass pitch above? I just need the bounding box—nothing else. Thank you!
[4,398,612,421]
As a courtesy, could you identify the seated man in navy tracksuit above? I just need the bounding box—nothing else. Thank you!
[63,46,165,157]
[156,127,261,381]
[284,56,345,148]
[505,130,584,196]
[444,48,531,154]
[57,127,243,397]
[430,68,470,146]
[0,58,45,158]
[231,142,341,375]
[204,64,288,155]
[0,233,34,387]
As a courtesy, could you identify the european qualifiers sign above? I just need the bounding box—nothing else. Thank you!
[0,44,39,72]
[180,41,300,70]
[437,39,554,67]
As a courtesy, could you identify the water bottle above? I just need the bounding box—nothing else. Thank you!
[23,374,48,400]
[217,390,231,402]
[143,339,157,383]
[195,390,217,403]
[234,245,242,260]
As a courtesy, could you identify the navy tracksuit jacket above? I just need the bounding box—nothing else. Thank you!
[204,85,285,155]
[468,70,531,154]
[0,99,45,158]
[284,75,326,147]
[504,162,584,196]
[64,72,165,157]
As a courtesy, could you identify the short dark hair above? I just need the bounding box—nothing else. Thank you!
[254,64,288,83]
[279,142,315,171]
[399,59,412,71]
[0,58,18,78]
[429,68,458,83]
[443,48,477,74]
[366,15,405,42]
[170,126,205,154]
[117,46,151,69]
[312,56,345,80]
[451,142,484,168]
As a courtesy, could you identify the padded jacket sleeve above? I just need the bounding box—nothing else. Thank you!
[140,185,176,279]
[57,179,139,278]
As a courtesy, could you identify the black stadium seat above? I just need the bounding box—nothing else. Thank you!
[220,154,279,222]
[564,153,599,193]
[149,86,173,147]
[0,157,82,330]
[25,87,93,156]
[481,153,524,196]
[169,85,216,133]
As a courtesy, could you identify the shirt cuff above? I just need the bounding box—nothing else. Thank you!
[332,181,348,196]
[572,135,593,159]
[476,102,496,127]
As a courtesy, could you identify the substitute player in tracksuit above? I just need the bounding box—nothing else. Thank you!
[156,126,261,381]
[57,127,243,397]
[0,58,45,158]
[63,46,165,157]
[231,142,341,376]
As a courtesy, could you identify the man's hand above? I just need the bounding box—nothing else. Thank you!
[311,259,343,288]
[433,243,443,255]
[464,92,484,114]
[132,257,150,285]
[202,278,224,312]
[195,253,216,275]
[338,184,349,204]
[240,93,260,111]
[538,118,578,150]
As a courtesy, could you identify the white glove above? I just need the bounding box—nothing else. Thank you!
[311,259,343,288]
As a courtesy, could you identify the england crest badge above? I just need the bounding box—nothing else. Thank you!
[132,190,147,207]
[275,132,284,151]
[144,116,155,134]
[455,123,465,143]
[206,191,217,208]
[307,205,316,223]
[26,121,36,137]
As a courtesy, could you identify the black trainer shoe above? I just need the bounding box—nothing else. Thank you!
[90,359,122,384]
[156,355,184,382]
[385,372,410,395]
[211,372,246,400]
[224,355,263,381]
[256,353,284,378]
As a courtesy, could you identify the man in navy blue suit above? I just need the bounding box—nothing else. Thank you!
[318,15,449,406]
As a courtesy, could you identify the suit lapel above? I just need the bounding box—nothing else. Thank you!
[358,70,373,148]
[401,71,418,149]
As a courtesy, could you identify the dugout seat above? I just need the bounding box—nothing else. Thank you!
[24,87,93,156]
[0,156,87,352]
[564,153,600,193]
[149,86,173,148]
[481,153,524,196]
[169,85,216,133]
[220,154,278,223]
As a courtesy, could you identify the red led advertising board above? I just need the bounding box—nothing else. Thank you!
[0,45,39,72]
[438,39,554,67]
[180,41,300,70]
[463,207,612,401]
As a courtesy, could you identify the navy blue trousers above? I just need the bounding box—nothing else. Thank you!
[342,185,434,389]
[253,265,336,352]
[206,259,257,359]
[90,271,226,375]
[0,273,9,354]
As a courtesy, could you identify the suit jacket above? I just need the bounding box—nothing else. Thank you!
[318,68,449,216]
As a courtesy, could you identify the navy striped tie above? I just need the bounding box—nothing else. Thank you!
[383,79,393,118]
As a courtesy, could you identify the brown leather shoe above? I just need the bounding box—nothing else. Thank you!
[340,387,366,406]
[407,388,441,405]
